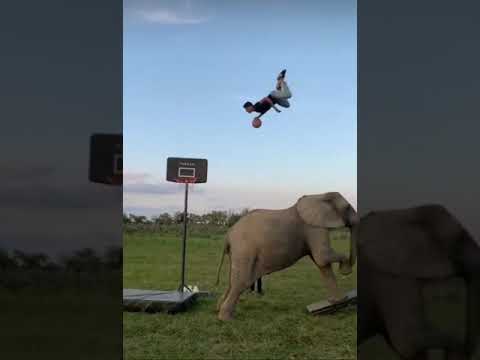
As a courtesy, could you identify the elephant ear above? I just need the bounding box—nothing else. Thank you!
[296,193,348,228]
[359,206,458,279]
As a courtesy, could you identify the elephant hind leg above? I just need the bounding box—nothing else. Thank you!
[218,259,256,321]
[218,285,247,321]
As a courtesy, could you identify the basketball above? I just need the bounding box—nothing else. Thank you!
[252,118,262,128]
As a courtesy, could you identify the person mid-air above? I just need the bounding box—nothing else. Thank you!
[243,69,292,125]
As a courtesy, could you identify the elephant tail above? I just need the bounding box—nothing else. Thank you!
[215,238,230,286]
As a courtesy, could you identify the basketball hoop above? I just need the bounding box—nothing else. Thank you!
[109,174,123,185]
[166,157,207,293]
[176,177,197,184]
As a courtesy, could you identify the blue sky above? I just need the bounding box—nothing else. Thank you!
[124,0,357,215]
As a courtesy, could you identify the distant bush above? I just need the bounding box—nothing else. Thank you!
[0,244,123,272]
[0,245,123,291]
[122,209,251,238]
[122,210,354,243]
[123,223,228,238]
[330,227,351,241]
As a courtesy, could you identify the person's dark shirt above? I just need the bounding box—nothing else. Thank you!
[253,95,277,115]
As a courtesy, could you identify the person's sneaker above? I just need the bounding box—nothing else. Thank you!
[277,69,287,80]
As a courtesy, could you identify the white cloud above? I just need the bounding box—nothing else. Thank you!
[123,187,297,216]
[134,8,210,25]
[123,171,152,184]
[123,182,356,217]
[123,172,357,216]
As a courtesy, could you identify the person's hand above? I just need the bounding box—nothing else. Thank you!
[274,108,281,113]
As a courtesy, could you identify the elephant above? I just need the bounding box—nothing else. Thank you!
[214,192,358,321]
[357,204,480,360]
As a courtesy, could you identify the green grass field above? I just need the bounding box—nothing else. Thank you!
[0,272,122,360]
[124,231,357,360]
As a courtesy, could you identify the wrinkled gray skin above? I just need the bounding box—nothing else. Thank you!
[215,192,358,321]
[357,205,480,359]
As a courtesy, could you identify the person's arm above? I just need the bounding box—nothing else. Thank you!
[255,101,269,118]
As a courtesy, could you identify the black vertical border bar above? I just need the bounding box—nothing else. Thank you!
[359,0,480,358]
[0,1,123,359]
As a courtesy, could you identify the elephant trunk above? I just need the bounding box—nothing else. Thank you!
[345,206,359,267]
[348,224,357,267]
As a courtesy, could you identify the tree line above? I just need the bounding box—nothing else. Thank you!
[0,247,122,272]
[123,209,250,230]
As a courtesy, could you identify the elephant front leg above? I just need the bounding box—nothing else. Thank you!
[308,236,347,303]
[330,252,352,275]
[317,263,347,303]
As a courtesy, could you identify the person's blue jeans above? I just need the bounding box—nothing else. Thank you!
[269,80,292,108]
[250,278,263,293]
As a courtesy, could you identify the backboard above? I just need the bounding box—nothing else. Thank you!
[89,134,122,185]
[166,157,208,184]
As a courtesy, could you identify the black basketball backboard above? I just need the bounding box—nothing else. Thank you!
[166,157,208,183]
[89,134,122,185]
